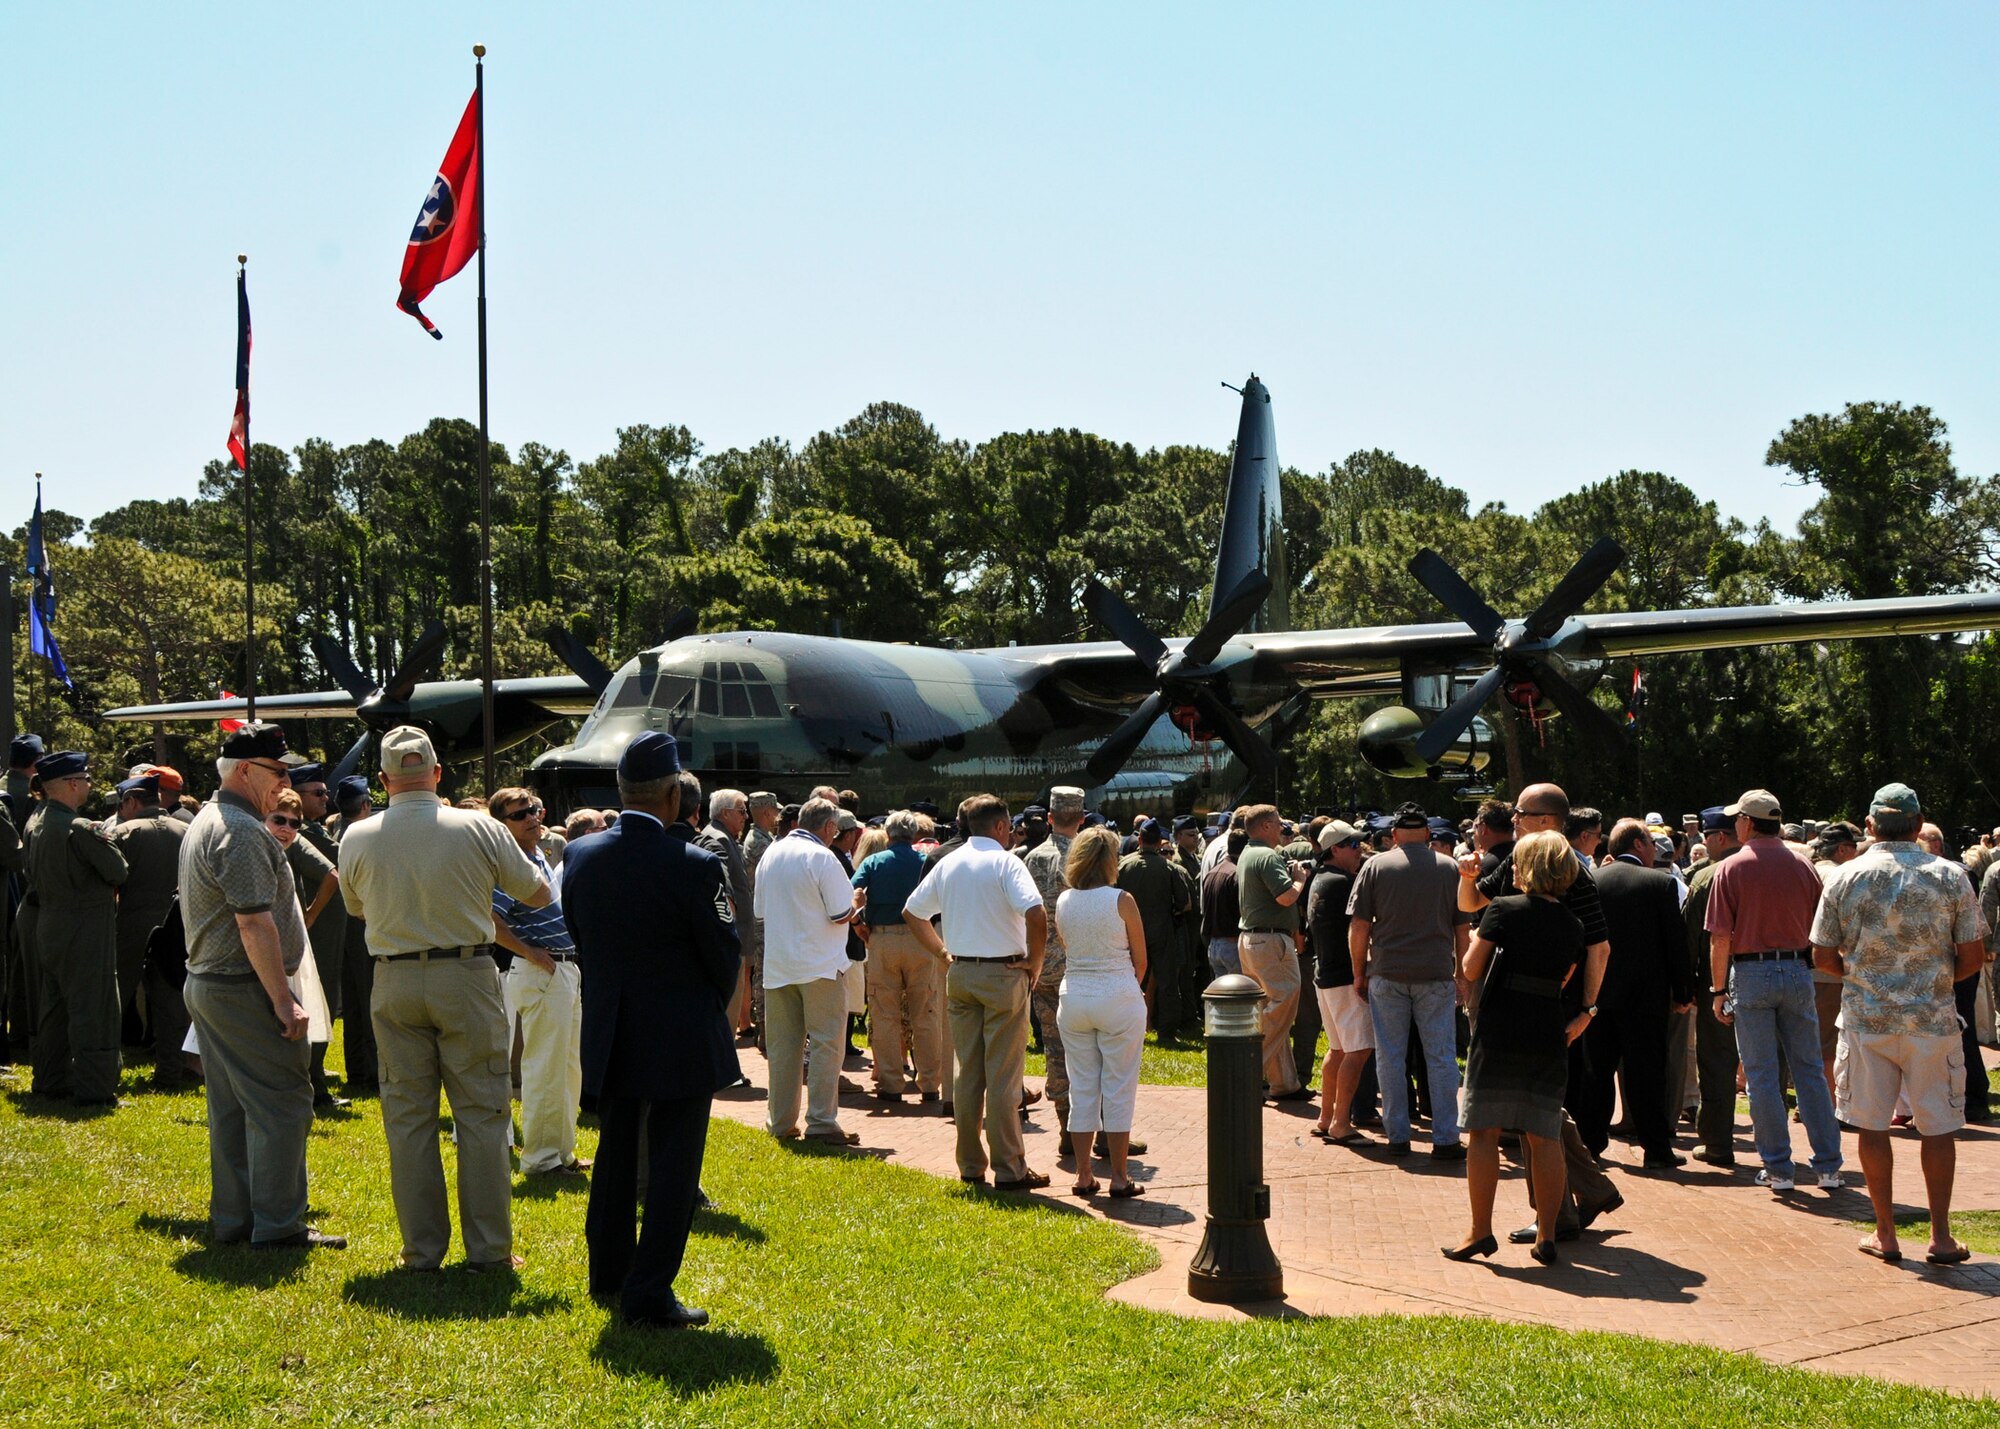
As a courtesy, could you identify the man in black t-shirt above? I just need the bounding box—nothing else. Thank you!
[1308,822,1369,1142]
[1457,782,1620,1243]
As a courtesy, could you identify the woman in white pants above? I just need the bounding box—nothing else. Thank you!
[1055,826,1149,1198]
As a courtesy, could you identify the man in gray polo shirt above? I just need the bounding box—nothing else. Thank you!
[180,722,344,1249]
[340,727,550,1272]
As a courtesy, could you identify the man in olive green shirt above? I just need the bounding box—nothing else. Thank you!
[28,750,129,1106]
[1236,804,1311,1099]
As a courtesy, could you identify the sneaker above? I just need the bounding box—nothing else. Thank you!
[1755,1169,1795,1192]
[1817,1171,1845,1191]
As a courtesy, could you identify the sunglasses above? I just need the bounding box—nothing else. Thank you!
[1514,808,1562,819]
[268,815,303,829]
[247,760,291,776]
[501,804,545,822]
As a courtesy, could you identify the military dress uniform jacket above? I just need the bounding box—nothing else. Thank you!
[562,813,742,1102]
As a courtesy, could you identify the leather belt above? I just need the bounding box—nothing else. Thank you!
[1732,948,1811,962]
[380,945,494,963]
[1241,927,1290,936]
[951,954,1020,963]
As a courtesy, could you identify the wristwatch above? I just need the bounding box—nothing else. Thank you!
[1584,1004,1599,1018]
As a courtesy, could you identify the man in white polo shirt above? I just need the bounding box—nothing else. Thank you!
[902,794,1049,1191]
[753,797,863,1145]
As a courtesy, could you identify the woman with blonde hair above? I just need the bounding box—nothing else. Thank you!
[1446,829,1593,1267]
[1054,826,1149,1197]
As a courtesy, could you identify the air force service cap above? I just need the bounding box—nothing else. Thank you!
[115,773,161,799]
[288,762,326,787]
[35,750,89,779]
[9,734,45,767]
[618,730,682,782]
[335,775,372,815]
[1698,805,1733,833]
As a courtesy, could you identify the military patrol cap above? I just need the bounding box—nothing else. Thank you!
[748,791,779,811]
[288,762,326,787]
[1870,782,1922,817]
[1318,819,1364,851]
[9,734,44,766]
[378,725,436,777]
[1391,801,1429,830]
[1725,788,1782,821]
[115,773,161,799]
[335,775,372,815]
[219,721,289,761]
[1698,805,1732,833]
[35,750,89,779]
[619,730,682,782]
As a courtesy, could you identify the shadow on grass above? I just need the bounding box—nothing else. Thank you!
[341,1267,573,1321]
[136,1211,333,1289]
[514,1174,591,1202]
[589,1320,778,1389]
[2,1088,120,1122]
[692,1207,767,1243]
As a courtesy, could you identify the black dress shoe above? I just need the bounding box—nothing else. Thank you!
[919,1090,939,1104]
[1508,1223,1580,1244]
[1385,1141,1411,1158]
[625,1301,709,1329]
[1530,1240,1559,1267]
[1642,1152,1687,1170]
[1431,1142,1467,1162]
[1577,1191,1625,1229]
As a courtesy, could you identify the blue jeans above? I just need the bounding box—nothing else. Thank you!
[1730,959,1842,1180]
[1208,937,1241,979]
[1368,975,1460,1146]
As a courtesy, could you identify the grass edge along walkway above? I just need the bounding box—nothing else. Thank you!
[0,1068,1994,1426]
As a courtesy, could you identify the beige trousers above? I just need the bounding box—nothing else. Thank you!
[504,958,582,1172]
[1239,931,1303,1095]
[765,974,848,1138]
[866,925,945,1095]
[948,958,1031,1182]
[371,955,514,1268]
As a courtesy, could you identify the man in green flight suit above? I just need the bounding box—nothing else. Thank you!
[28,750,130,1106]
[1117,818,1193,1034]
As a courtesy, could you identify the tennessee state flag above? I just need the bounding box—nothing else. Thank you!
[227,268,251,469]
[396,89,481,339]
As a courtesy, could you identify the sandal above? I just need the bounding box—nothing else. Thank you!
[1109,1182,1146,1199]
[1071,1182,1100,1198]
[1857,1237,1903,1263]
[1926,1240,1971,1265]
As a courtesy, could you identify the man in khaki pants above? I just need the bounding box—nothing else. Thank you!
[1235,804,1311,1101]
[850,809,943,1100]
[340,728,550,1271]
[903,794,1049,1191]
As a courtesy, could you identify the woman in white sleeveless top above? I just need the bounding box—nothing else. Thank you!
[1054,826,1149,1197]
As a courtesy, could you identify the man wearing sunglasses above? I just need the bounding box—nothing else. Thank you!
[26,749,130,1107]
[487,787,587,1178]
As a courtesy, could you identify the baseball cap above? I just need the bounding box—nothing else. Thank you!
[1870,782,1921,816]
[220,722,289,762]
[1317,819,1364,851]
[379,726,438,778]
[1724,789,1781,821]
[1391,801,1429,830]
[835,810,862,833]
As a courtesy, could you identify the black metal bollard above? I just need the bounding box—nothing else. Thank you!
[1187,973,1283,1302]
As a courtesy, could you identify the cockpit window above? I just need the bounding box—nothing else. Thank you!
[699,661,779,720]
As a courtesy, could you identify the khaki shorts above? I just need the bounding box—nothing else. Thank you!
[1835,1028,1966,1137]
[1315,985,1374,1053]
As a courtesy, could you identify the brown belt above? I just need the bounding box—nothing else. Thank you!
[380,945,494,963]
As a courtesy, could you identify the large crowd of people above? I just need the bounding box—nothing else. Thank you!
[2,728,1994,1327]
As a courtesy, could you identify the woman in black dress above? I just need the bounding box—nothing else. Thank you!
[1444,830,1594,1266]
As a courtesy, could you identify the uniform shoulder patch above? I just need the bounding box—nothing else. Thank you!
[714,888,737,926]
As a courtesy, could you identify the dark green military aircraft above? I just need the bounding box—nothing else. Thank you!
[107,376,2000,819]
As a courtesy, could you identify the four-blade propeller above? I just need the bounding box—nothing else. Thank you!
[1408,538,1629,767]
[308,620,451,767]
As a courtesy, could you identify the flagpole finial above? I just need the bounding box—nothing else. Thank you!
[473,43,486,58]
[237,253,247,267]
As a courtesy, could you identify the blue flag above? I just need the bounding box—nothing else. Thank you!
[26,488,70,689]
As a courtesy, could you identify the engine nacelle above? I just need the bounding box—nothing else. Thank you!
[1357,705,1492,781]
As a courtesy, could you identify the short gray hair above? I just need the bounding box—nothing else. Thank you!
[798,796,840,835]
[1872,809,1921,841]
[709,788,747,822]
[215,757,241,781]
[885,809,923,843]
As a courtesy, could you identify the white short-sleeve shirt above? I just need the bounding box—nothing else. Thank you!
[754,829,855,988]
[904,835,1044,958]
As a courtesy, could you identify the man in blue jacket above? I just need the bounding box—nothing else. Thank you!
[562,732,741,1329]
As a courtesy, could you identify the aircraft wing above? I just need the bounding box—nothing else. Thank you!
[1574,591,2000,658]
[102,674,599,725]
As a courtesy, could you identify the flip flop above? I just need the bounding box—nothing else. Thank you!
[1310,1127,1336,1142]
[1330,1130,1368,1146]
[1857,1238,1903,1263]
[1926,1242,1971,1265]
[1109,1182,1147,1199]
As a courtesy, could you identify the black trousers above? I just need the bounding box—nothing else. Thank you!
[1569,999,1672,1158]
[1289,946,1322,1083]
[340,948,377,1089]
[1956,975,1990,1120]
[587,1092,712,1315]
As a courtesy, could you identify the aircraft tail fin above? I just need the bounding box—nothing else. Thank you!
[1212,374,1288,633]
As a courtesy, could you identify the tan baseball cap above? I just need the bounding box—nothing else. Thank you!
[835,810,862,833]
[1317,819,1365,851]
[379,726,438,778]
[1725,789,1781,821]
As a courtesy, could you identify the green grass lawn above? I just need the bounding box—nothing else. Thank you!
[3,1058,1997,1426]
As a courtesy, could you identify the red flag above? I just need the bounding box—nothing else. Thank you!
[396,89,481,339]
[218,692,246,734]
[227,268,251,469]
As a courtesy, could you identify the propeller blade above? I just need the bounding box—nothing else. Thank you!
[1407,550,1506,643]
[1527,657,1629,750]
[383,620,449,705]
[544,624,615,696]
[663,606,698,642]
[1412,662,1507,766]
[310,632,374,703]
[1082,581,1170,671]
[1190,687,1278,789]
[1180,571,1273,670]
[328,731,371,785]
[1084,690,1169,787]
[1521,537,1626,641]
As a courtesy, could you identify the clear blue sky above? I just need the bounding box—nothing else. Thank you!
[5,4,1994,537]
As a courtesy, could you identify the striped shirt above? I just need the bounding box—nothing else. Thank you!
[494,846,573,954]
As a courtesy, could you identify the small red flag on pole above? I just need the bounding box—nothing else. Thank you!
[227,265,251,469]
[397,89,482,339]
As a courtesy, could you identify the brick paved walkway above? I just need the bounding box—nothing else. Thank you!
[716,1045,2000,1398]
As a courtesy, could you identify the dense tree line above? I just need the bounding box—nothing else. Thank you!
[12,399,2000,831]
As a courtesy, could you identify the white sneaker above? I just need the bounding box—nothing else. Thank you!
[1817,1172,1845,1191]
[1756,1169,1795,1192]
